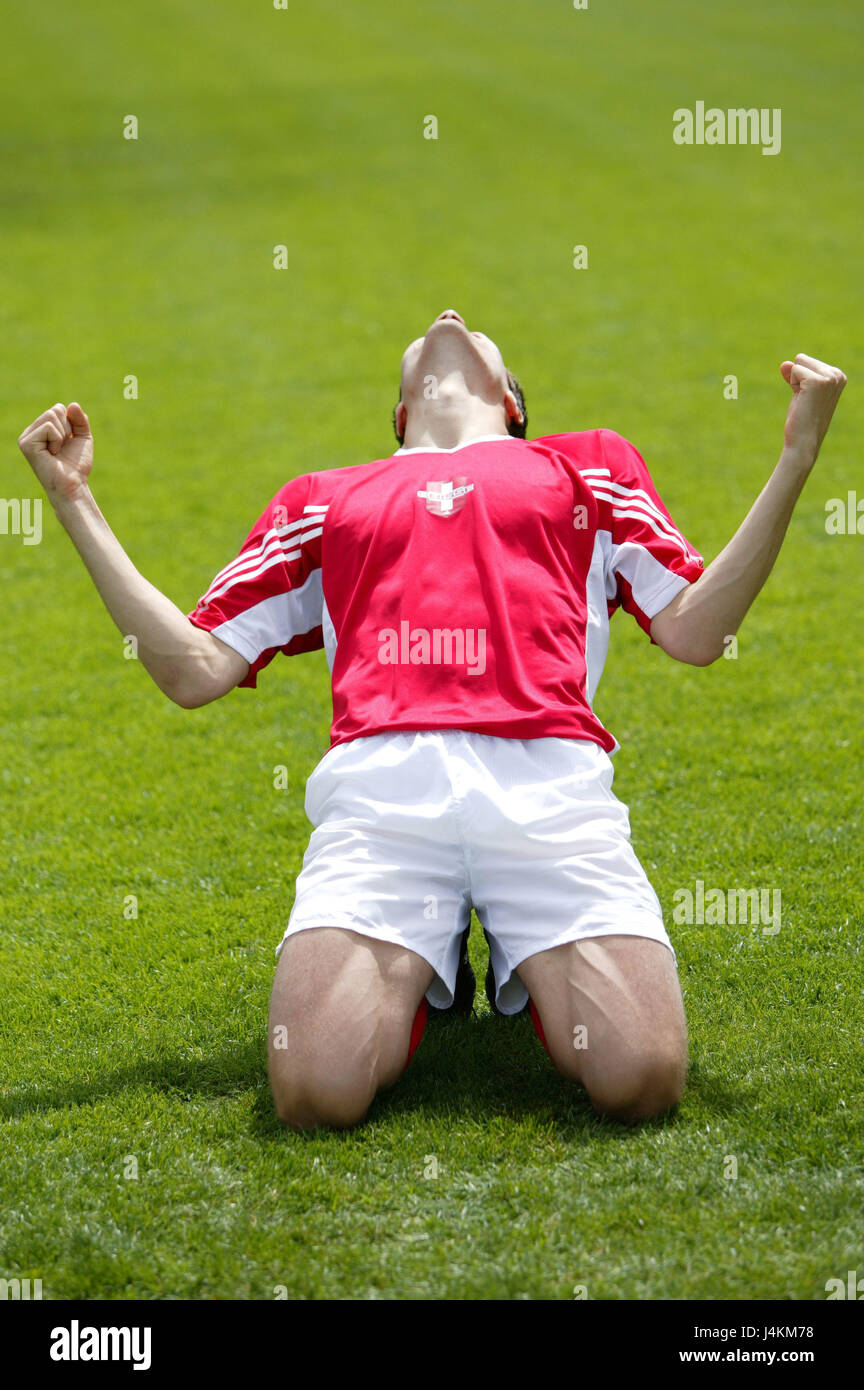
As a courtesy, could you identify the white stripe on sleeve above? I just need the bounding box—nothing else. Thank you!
[208,569,324,665]
[610,541,693,618]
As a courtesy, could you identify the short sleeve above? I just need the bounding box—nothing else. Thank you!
[187,475,325,687]
[595,430,704,636]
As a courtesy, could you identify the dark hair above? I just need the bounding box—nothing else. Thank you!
[393,369,527,446]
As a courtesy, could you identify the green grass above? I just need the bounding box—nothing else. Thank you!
[1,0,862,1300]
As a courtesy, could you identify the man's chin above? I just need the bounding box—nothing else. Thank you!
[424,317,470,344]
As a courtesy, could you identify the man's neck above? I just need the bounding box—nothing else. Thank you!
[401,398,511,452]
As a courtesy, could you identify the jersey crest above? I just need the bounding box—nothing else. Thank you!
[416,478,474,517]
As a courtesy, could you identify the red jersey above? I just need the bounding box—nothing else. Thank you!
[186,430,704,752]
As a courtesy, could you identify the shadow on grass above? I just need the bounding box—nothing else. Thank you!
[251,1011,751,1143]
[1,1012,747,1142]
[0,1039,266,1120]
[386,1018,745,1128]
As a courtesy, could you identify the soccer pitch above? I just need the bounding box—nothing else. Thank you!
[1,0,862,1300]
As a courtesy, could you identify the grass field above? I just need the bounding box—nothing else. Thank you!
[1,0,862,1300]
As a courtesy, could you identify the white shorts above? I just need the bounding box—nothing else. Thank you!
[277,731,675,1014]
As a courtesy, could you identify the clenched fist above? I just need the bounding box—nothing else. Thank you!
[780,354,846,464]
[17,402,93,502]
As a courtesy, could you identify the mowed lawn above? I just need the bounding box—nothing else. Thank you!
[1,0,862,1299]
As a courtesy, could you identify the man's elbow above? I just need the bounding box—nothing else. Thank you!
[654,630,724,667]
[682,645,722,667]
[158,669,221,709]
[170,683,214,709]
[141,633,245,708]
[650,607,728,667]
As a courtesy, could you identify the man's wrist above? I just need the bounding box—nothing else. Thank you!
[50,483,98,523]
[778,443,816,478]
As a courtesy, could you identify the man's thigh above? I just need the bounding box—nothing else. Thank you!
[516,934,687,1117]
[268,927,435,1128]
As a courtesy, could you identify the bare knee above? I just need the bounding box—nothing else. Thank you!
[274,1085,372,1131]
[271,1061,377,1131]
[269,1018,401,1131]
[584,1048,686,1124]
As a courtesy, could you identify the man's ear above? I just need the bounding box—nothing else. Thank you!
[503,388,524,427]
[395,401,407,439]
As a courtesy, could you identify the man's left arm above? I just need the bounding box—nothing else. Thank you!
[650,352,847,666]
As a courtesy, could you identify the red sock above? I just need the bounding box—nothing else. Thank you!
[529,998,552,1057]
[404,998,429,1071]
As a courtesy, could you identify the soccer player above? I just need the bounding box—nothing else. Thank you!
[17,313,845,1130]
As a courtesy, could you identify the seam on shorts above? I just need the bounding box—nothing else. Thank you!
[439,732,475,907]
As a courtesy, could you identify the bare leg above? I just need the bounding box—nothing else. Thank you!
[517,935,687,1123]
[268,927,435,1130]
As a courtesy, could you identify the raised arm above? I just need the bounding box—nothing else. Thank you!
[17,402,249,707]
[650,353,847,666]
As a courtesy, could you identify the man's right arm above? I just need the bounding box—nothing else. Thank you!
[17,402,249,707]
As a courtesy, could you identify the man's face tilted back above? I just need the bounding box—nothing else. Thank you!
[394,309,525,450]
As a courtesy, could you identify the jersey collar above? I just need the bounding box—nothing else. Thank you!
[393,434,520,456]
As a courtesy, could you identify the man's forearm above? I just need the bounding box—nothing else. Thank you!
[51,486,232,703]
[651,353,846,665]
[651,445,814,664]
